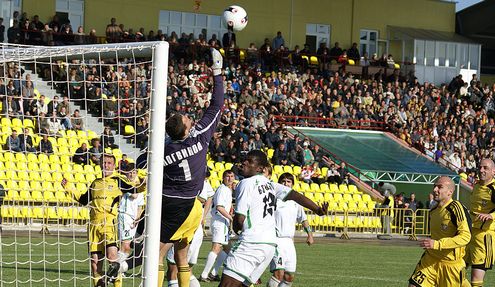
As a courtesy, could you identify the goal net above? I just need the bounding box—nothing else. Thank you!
[0,42,168,286]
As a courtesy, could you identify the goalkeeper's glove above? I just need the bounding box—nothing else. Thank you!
[211,48,223,76]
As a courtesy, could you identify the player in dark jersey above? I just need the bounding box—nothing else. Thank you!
[113,48,224,287]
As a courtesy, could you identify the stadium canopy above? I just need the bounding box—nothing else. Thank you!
[289,127,459,185]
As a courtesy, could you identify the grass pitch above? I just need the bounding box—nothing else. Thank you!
[1,234,494,287]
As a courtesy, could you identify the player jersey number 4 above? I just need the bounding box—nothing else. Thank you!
[235,175,291,244]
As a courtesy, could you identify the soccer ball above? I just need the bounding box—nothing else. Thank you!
[223,5,248,32]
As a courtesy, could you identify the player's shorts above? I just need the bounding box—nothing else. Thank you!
[118,214,137,241]
[88,219,118,254]
[223,241,276,284]
[270,237,297,273]
[468,228,495,270]
[166,223,204,265]
[211,219,230,245]
[160,197,202,243]
[408,253,469,287]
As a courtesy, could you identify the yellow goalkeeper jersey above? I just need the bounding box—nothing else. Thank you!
[428,199,471,261]
[470,179,495,230]
[77,173,136,222]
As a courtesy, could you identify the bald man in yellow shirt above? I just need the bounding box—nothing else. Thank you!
[469,158,495,287]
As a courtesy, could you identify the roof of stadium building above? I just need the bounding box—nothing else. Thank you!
[290,127,459,185]
[388,25,478,44]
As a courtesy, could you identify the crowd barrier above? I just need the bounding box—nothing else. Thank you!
[300,208,430,240]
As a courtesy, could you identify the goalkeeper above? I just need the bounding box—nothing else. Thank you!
[62,153,137,286]
[114,48,225,287]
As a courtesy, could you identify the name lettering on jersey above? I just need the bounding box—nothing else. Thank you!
[163,142,203,166]
[257,181,274,194]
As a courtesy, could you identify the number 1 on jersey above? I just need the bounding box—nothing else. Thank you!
[178,159,192,181]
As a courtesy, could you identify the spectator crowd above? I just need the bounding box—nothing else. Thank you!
[1,12,493,186]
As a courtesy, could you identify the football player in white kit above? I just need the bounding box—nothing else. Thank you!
[219,150,327,287]
[118,163,146,259]
[200,170,236,282]
[268,172,313,287]
[166,173,215,287]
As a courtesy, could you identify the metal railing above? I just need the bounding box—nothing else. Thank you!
[299,208,430,240]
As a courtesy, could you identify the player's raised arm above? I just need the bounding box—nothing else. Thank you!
[62,178,92,206]
[285,189,328,216]
[193,48,224,141]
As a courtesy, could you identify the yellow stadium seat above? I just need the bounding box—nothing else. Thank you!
[310,56,319,66]
[11,118,22,128]
[5,161,16,170]
[283,165,293,174]
[61,164,72,174]
[348,184,358,193]
[66,130,77,138]
[321,167,329,177]
[314,193,324,203]
[348,201,358,212]
[30,180,42,191]
[343,193,353,202]
[6,188,20,200]
[79,208,90,220]
[339,184,349,193]
[57,145,70,155]
[320,183,330,193]
[352,194,362,202]
[1,126,12,137]
[52,172,64,183]
[210,178,221,190]
[239,49,245,61]
[19,188,31,200]
[31,190,43,201]
[40,171,52,182]
[273,165,284,174]
[347,59,355,65]
[214,162,225,172]
[39,162,50,171]
[293,166,302,175]
[28,161,40,171]
[267,149,274,159]
[5,170,18,180]
[68,138,79,148]
[44,207,58,219]
[55,191,68,202]
[87,130,98,140]
[49,154,61,164]
[304,192,315,201]
[60,155,71,164]
[219,48,225,57]
[75,173,87,183]
[124,125,135,136]
[23,118,34,129]
[362,194,372,202]
[394,63,400,69]
[86,173,96,183]
[31,207,43,219]
[15,153,27,163]
[38,153,49,163]
[76,183,87,194]
[292,182,301,192]
[224,162,234,170]
[333,193,343,202]
[51,163,62,172]
[327,184,338,193]
[73,164,84,173]
[17,171,29,181]
[324,193,333,202]
[77,130,87,140]
[21,206,33,219]
[357,201,368,212]
[43,191,55,202]
[1,117,11,127]
[299,182,310,192]
[301,55,309,65]
[42,181,55,192]
[4,152,15,162]
[310,183,320,193]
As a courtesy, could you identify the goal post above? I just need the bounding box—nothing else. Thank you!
[0,41,168,286]
[142,41,168,287]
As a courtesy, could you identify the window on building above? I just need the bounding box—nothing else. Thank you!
[56,0,84,30]
[469,44,479,70]
[305,24,330,53]
[359,29,377,56]
[159,10,226,41]
[437,42,447,67]
[425,41,435,66]
[415,40,425,65]
[447,43,456,67]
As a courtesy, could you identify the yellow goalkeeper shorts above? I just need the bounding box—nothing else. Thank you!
[88,218,118,253]
[468,228,495,270]
[409,253,469,287]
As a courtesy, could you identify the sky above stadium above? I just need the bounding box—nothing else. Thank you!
[456,0,483,11]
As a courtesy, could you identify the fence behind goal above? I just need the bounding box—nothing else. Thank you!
[0,42,168,287]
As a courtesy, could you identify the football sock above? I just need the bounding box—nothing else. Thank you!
[201,251,218,278]
[267,276,280,287]
[212,250,227,276]
[168,279,179,287]
[92,274,101,287]
[279,281,293,287]
[471,281,483,287]
[157,264,165,287]
[113,275,122,287]
[178,265,191,287]
[189,275,201,287]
